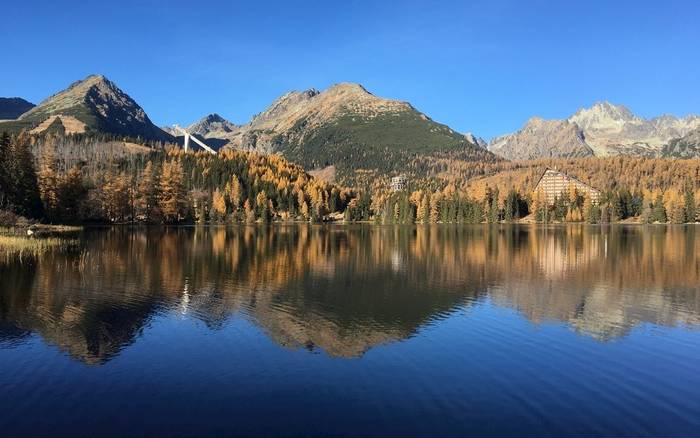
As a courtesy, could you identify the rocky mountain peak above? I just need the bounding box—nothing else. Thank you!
[325,82,371,96]
[187,113,237,137]
[569,101,638,130]
[203,113,226,123]
[490,101,700,159]
[464,132,487,149]
[16,74,172,142]
[489,117,592,160]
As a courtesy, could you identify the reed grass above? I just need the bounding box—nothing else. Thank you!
[0,234,76,260]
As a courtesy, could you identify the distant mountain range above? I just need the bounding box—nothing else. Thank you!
[2,75,699,177]
[0,75,172,142]
[489,102,700,160]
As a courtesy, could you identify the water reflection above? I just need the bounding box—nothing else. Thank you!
[0,225,698,364]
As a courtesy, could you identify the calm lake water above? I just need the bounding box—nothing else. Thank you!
[1,225,699,437]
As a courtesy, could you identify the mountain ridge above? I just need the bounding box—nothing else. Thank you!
[5,74,173,142]
[489,101,700,159]
[0,97,35,120]
[179,82,492,184]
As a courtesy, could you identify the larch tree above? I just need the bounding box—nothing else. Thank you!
[211,188,227,223]
[103,171,131,222]
[158,159,189,223]
[243,199,255,223]
[37,141,61,220]
[227,174,242,213]
[136,160,159,222]
[255,191,270,222]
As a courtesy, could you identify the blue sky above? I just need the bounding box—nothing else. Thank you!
[2,0,699,140]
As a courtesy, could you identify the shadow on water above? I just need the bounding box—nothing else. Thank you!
[0,224,698,364]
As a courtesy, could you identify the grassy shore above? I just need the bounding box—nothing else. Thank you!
[0,225,80,260]
[0,234,74,259]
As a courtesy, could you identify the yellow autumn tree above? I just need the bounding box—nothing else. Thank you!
[243,199,255,223]
[158,159,188,223]
[37,142,61,220]
[227,175,242,213]
[136,160,158,222]
[211,188,227,223]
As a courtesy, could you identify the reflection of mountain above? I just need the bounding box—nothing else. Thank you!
[0,225,698,364]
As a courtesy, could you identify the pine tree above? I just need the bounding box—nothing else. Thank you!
[652,193,667,223]
[489,187,500,223]
[417,194,429,224]
[256,191,270,222]
[684,182,696,223]
[0,132,11,208]
[58,165,87,221]
[532,189,547,223]
[504,189,517,222]
[6,134,42,218]
[429,193,441,223]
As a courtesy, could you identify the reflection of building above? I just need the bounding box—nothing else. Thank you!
[390,175,407,191]
[534,168,601,205]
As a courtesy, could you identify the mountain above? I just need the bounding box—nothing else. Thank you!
[464,132,487,149]
[207,83,492,182]
[489,102,700,159]
[568,102,700,156]
[489,117,593,160]
[663,127,700,158]
[0,97,34,120]
[2,75,173,142]
[187,113,238,138]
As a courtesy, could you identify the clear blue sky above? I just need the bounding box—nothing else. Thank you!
[2,0,699,140]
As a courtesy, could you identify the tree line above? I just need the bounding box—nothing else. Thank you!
[0,132,356,225]
[1,132,698,226]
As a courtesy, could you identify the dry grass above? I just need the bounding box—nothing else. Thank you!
[0,234,76,261]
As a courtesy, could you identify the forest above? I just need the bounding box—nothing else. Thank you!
[0,133,355,226]
[0,132,698,226]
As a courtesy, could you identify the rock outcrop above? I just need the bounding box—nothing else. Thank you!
[489,117,593,160]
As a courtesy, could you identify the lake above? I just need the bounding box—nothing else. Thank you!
[1,225,699,436]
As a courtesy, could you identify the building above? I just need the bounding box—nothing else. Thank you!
[534,168,601,205]
[390,175,408,192]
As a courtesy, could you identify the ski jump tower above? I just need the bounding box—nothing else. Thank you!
[173,125,217,154]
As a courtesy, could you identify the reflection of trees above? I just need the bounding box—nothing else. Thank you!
[485,226,700,339]
[0,225,698,364]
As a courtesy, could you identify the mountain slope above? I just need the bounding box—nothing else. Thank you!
[0,97,34,120]
[489,102,700,159]
[490,117,593,160]
[663,127,700,158]
[212,83,493,182]
[568,102,700,156]
[7,75,173,142]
